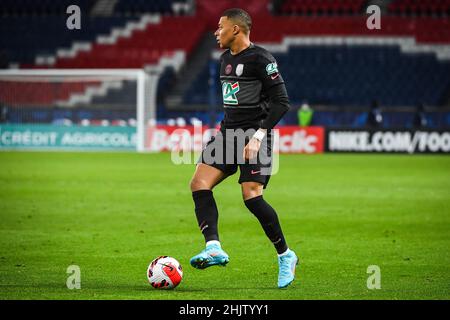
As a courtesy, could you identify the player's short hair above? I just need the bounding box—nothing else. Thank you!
[222,8,252,34]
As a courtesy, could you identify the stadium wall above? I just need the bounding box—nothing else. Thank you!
[1,124,449,154]
[327,129,450,153]
[0,123,136,150]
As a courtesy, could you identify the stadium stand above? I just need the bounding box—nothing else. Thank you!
[53,16,205,68]
[0,16,133,67]
[389,0,450,17]
[0,0,449,129]
[184,44,450,106]
[114,0,182,15]
[0,0,94,16]
[280,0,366,16]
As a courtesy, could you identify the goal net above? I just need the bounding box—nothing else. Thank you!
[0,69,155,151]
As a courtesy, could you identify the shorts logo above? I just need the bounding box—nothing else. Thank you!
[266,62,278,75]
[222,81,240,105]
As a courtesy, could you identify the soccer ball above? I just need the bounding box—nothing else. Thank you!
[147,256,183,289]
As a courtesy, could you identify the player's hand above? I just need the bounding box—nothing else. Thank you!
[243,138,262,160]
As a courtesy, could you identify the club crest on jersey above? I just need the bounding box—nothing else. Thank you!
[225,64,232,75]
[236,64,244,76]
[266,62,278,75]
[222,81,240,105]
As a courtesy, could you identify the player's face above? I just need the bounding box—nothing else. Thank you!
[214,17,235,49]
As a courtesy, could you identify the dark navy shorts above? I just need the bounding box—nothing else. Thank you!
[198,128,273,188]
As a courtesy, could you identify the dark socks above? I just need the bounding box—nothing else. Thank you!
[244,195,288,254]
[192,190,219,242]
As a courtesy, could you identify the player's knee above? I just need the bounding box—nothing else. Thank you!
[241,182,263,201]
[190,177,211,192]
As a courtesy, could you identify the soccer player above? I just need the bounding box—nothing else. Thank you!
[189,8,298,288]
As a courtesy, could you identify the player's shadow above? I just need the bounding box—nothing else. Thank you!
[202,287,280,291]
[107,284,279,293]
[0,283,283,296]
[102,283,208,293]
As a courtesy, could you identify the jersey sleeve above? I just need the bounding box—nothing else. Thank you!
[255,53,285,91]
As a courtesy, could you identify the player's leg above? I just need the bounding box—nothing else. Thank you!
[241,181,289,254]
[190,162,227,191]
[241,181,298,288]
[190,163,226,243]
[189,164,230,269]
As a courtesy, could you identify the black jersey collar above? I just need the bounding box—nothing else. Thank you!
[230,42,255,57]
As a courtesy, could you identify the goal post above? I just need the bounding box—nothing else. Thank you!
[0,69,157,152]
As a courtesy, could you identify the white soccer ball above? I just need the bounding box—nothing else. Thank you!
[147,256,183,289]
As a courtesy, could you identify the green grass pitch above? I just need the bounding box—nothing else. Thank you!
[0,151,449,300]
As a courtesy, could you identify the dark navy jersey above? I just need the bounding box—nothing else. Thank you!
[219,43,286,129]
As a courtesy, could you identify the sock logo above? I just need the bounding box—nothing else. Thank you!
[199,221,209,233]
[272,238,282,245]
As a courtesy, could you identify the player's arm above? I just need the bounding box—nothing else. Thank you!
[244,57,290,160]
[260,83,290,128]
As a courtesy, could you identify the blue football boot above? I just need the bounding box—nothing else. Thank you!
[190,243,229,269]
[278,249,299,288]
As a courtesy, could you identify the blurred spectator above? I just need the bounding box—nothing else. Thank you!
[172,1,193,16]
[297,101,314,127]
[413,103,428,129]
[0,52,7,69]
[270,0,284,14]
[367,100,383,128]
[0,104,6,123]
